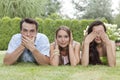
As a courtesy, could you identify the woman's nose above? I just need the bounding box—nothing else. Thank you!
[62,38,65,42]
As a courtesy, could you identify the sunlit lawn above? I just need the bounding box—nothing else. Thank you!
[0,51,120,80]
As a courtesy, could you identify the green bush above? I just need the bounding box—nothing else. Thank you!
[0,17,108,50]
[0,17,12,50]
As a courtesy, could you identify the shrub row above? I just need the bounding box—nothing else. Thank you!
[0,17,107,50]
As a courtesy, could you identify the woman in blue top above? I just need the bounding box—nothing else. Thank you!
[81,20,116,67]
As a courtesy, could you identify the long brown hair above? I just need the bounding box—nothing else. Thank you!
[87,20,106,65]
[55,26,71,64]
[56,26,71,50]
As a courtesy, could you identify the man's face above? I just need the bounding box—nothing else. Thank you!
[21,22,37,39]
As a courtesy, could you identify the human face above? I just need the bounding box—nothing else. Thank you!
[56,30,70,48]
[93,25,105,44]
[20,22,37,39]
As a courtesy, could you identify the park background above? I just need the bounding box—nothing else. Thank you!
[0,0,120,80]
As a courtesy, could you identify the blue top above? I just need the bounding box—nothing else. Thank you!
[7,33,50,63]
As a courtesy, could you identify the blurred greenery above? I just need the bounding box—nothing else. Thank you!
[72,0,113,23]
[0,0,61,18]
[0,17,109,50]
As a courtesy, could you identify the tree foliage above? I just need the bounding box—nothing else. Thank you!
[45,0,61,16]
[72,0,113,22]
[0,0,61,18]
[114,14,120,28]
[114,1,120,28]
[47,13,62,20]
[0,17,108,50]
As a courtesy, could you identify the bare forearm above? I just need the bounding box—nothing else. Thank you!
[69,45,77,66]
[4,45,25,65]
[50,55,60,66]
[106,44,116,67]
[31,48,50,65]
[50,45,60,66]
[81,43,89,66]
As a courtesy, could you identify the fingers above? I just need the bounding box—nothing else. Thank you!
[55,38,59,49]
[22,35,35,49]
[95,30,110,43]
[90,29,109,43]
[70,32,73,40]
[92,30,104,37]
[100,31,109,41]
[22,35,29,40]
[55,38,57,44]
[54,38,58,45]
[70,32,73,45]
[22,35,35,41]
[90,30,97,38]
[22,36,28,46]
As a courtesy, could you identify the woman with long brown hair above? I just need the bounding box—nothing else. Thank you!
[50,26,80,66]
[81,20,116,67]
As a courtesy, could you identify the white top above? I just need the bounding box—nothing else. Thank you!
[7,33,50,62]
[62,55,69,65]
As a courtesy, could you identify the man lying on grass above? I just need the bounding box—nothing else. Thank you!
[3,18,50,65]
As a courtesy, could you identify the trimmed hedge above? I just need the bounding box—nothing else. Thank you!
[0,17,107,50]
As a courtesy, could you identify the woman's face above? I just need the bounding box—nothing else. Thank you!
[56,30,70,48]
[93,25,105,44]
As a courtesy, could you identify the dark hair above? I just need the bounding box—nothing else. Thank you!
[115,40,120,43]
[88,20,106,34]
[87,20,106,65]
[20,18,38,31]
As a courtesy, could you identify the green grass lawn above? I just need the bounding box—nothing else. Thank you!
[0,51,120,80]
